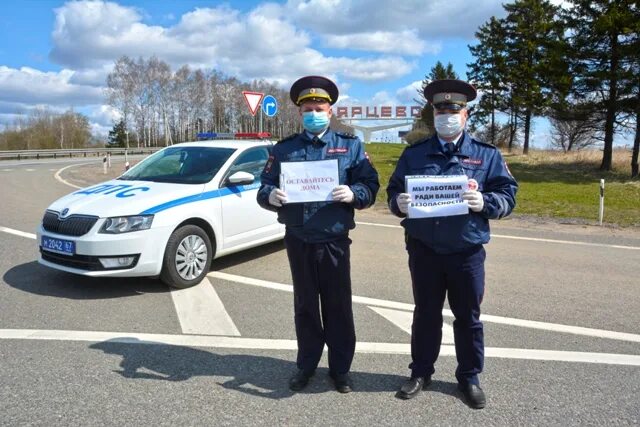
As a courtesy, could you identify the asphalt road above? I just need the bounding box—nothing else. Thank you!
[1,159,639,426]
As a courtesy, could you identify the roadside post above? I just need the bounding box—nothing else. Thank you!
[103,155,107,174]
[598,179,605,226]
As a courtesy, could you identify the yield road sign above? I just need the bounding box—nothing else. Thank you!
[242,91,264,116]
[262,95,278,117]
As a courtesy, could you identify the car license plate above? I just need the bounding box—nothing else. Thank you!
[41,236,75,256]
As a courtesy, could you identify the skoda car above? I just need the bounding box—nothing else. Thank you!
[37,136,284,288]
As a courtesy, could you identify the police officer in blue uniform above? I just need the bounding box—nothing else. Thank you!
[257,75,380,393]
[387,79,517,408]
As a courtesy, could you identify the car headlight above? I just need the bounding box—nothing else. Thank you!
[99,215,154,234]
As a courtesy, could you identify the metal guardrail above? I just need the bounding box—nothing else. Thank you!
[0,147,162,161]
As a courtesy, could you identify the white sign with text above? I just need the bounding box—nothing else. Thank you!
[405,174,469,218]
[280,159,339,203]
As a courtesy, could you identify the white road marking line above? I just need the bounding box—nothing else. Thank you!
[3,227,639,345]
[54,164,83,189]
[2,169,13,172]
[0,227,240,337]
[25,168,35,172]
[0,226,36,240]
[209,271,640,343]
[355,221,401,229]
[355,221,640,250]
[170,277,240,336]
[491,234,640,250]
[2,328,639,366]
[368,306,454,344]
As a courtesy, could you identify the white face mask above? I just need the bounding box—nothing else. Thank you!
[434,113,464,138]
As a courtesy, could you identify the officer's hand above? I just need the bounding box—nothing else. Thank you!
[332,185,354,203]
[462,190,484,212]
[268,188,287,207]
[396,193,412,214]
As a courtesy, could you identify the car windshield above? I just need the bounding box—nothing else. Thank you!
[118,146,236,184]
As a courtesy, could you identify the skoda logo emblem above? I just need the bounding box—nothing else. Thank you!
[61,208,69,217]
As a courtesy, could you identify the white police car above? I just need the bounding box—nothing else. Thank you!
[37,135,284,288]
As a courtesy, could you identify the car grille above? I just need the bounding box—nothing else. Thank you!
[42,211,99,236]
[40,250,139,271]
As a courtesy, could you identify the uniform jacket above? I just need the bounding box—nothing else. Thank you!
[257,129,380,242]
[387,132,518,254]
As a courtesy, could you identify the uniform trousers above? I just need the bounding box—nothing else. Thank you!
[284,232,355,375]
[407,236,485,386]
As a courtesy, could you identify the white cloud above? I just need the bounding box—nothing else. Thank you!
[327,56,415,81]
[396,80,424,104]
[68,64,114,87]
[0,66,103,106]
[0,113,24,126]
[324,30,440,56]
[87,104,121,127]
[4,0,438,136]
[284,0,504,39]
[90,121,112,138]
[48,1,412,85]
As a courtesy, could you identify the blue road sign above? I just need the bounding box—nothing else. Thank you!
[262,95,278,117]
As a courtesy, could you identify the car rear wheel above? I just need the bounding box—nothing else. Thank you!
[160,224,213,288]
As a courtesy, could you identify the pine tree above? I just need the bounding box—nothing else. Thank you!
[414,62,459,136]
[467,17,509,147]
[564,0,637,171]
[502,0,564,155]
[108,120,127,148]
[415,61,459,105]
[615,3,640,177]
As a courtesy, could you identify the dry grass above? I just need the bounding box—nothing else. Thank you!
[504,148,634,176]
[368,143,640,227]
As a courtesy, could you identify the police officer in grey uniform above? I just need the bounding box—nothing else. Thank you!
[387,79,518,408]
[257,75,379,393]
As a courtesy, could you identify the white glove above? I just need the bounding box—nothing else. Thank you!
[462,190,484,212]
[268,188,287,207]
[332,185,354,203]
[396,193,412,214]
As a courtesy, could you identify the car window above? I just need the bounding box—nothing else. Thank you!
[119,146,236,184]
[225,147,270,185]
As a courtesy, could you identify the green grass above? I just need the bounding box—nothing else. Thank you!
[365,142,640,227]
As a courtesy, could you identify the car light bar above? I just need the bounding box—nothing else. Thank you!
[196,132,271,140]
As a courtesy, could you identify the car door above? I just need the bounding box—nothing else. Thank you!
[219,146,279,248]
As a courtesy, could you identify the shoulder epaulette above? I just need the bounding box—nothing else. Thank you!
[471,138,496,149]
[277,133,299,144]
[335,131,358,139]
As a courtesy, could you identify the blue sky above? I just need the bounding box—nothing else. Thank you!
[2,0,619,147]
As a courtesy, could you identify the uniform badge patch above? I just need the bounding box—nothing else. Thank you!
[327,147,348,154]
[264,155,274,173]
[462,158,482,165]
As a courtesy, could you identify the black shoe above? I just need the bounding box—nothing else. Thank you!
[396,376,432,400]
[330,372,353,393]
[289,369,314,391]
[458,383,486,409]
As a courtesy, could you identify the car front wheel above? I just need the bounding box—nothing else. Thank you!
[160,224,213,288]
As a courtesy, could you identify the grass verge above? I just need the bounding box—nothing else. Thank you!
[365,143,640,227]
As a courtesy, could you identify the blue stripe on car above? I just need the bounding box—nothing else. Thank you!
[139,184,260,215]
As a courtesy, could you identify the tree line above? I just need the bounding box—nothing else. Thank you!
[466,0,639,176]
[0,109,92,151]
[1,0,637,178]
[105,56,305,148]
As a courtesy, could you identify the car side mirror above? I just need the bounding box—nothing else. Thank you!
[227,171,255,186]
